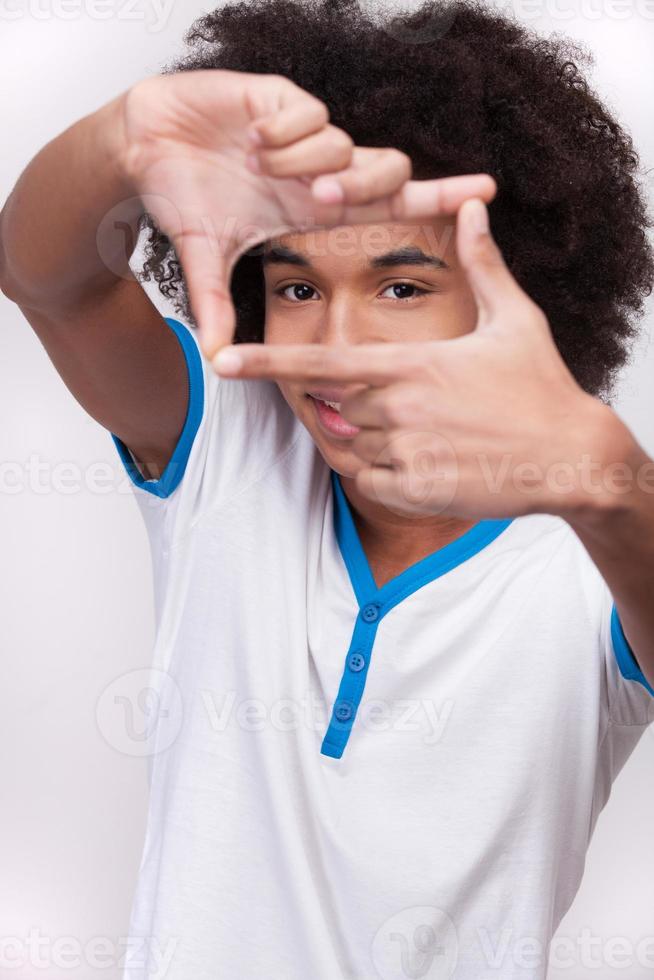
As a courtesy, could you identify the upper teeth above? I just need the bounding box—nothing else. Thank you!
[318,398,341,410]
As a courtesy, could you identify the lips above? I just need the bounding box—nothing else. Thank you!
[306,390,360,438]
[306,387,349,406]
[312,396,341,410]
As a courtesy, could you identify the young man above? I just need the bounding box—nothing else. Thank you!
[2,1,653,978]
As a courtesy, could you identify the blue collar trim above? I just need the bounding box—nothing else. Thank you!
[321,470,514,760]
[330,468,514,613]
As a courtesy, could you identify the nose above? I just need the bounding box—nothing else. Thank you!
[315,293,371,349]
[313,300,378,404]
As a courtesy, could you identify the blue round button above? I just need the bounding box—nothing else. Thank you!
[361,603,380,623]
[347,652,366,672]
[334,701,353,722]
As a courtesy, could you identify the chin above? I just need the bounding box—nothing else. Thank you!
[301,406,356,473]
[317,443,361,477]
[308,434,366,482]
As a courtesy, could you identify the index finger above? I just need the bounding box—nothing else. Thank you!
[212,341,425,383]
[338,172,497,225]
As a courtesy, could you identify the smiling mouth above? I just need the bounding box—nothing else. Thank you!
[306,394,360,439]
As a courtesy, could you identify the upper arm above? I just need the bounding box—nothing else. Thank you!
[15,277,189,478]
[609,604,654,698]
[601,584,654,727]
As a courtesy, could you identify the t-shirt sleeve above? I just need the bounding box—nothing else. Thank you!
[599,579,654,727]
[111,315,204,500]
[110,315,300,548]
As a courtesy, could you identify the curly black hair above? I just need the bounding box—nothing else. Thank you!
[138,0,654,401]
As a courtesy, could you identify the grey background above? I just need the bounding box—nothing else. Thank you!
[0,1,653,978]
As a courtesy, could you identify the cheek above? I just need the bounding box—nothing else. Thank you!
[275,381,310,423]
[264,310,299,345]
[275,381,294,408]
[264,304,320,346]
[423,288,477,341]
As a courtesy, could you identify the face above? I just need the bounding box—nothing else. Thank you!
[262,217,478,478]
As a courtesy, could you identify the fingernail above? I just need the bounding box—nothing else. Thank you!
[247,125,263,146]
[470,198,488,235]
[214,349,243,375]
[312,177,344,203]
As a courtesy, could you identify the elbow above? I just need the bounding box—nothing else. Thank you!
[0,206,19,303]
[0,202,33,307]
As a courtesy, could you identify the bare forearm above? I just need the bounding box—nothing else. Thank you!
[562,406,654,685]
[0,93,138,312]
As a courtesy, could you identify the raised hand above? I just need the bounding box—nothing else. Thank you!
[119,69,496,358]
[212,198,620,520]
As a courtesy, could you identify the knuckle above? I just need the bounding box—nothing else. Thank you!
[339,127,355,147]
[257,148,292,176]
[385,433,409,469]
[335,147,353,169]
[351,430,374,460]
[331,126,354,152]
[341,168,368,198]
[255,117,280,143]
[400,387,427,427]
[507,293,545,328]
[308,96,330,125]
[254,147,275,171]
[389,148,412,176]
[474,234,504,267]
[383,389,412,426]
[527,300,549,329]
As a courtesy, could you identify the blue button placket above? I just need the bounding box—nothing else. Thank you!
[321,471,382,759]
[320,469,515,760]
[321,605,382,758]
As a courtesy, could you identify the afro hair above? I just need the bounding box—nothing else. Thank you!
[137,0,654,401]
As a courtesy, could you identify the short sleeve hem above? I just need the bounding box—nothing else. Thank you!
[610,603,654,697]
[111,316,204,499]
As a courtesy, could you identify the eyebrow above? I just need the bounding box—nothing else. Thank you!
[262,243,449,270]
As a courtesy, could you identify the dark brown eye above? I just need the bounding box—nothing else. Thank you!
[277,283,317,302]
[381,283,428,301]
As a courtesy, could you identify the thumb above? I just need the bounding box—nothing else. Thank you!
[177,233,237,360]
[456,197,526,325]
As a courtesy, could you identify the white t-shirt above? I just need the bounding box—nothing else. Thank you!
[112,316,654,980]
